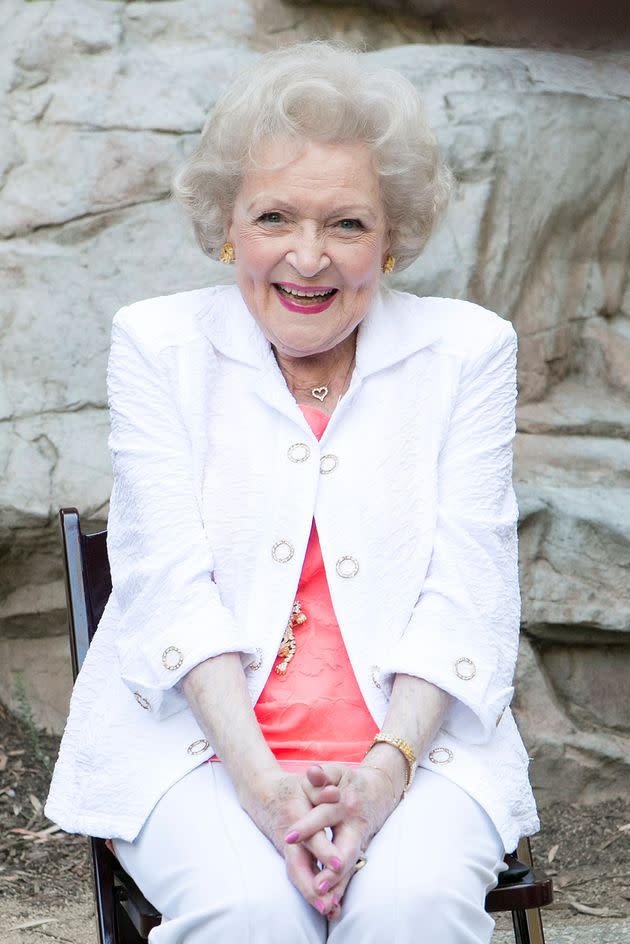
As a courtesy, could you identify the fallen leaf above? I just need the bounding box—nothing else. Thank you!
[547,843,559,864]
[567,898,626,918]
[34,827,63,843]
[29,793,43,813]
[6,918,58,932]
[9,827,38,836]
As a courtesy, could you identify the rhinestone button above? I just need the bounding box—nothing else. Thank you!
[162,646,183,671]
[134,692,151,710]
[319,454,339,475]
[187,739,210,756]
[371,665,382,690]
[454,657,476,680]
[336,556,359,578]
[429,747,454,765]
[247,648,263,671]
[288,443,310,463]
[272,540,294,563]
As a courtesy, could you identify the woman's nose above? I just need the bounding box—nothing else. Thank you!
[285,234,330,278]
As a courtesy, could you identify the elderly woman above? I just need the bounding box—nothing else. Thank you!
[45,41,538,943]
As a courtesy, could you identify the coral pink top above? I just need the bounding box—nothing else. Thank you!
[210,403,378,767]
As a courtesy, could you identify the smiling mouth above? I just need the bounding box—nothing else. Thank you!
[274,284,338,305]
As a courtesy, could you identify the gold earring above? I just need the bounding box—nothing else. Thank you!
[219,241,235,264]
[382,254,395,274]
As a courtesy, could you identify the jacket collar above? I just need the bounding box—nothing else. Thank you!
[354,287,442,379]
[196,284,275,371]
[196,283,441,380]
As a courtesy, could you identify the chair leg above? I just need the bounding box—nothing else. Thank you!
[90,838,119,944]
[515,838,546,944]
[516,836,533,867]
[115,898,148,944]
[512,910,531,944]
[525,908,546,944]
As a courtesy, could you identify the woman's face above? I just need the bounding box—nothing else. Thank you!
[227,138,390,359]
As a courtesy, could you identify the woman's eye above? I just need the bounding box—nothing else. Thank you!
[337,219,363,230]
[258,212,283,224]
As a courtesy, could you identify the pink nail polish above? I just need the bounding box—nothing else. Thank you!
[315,898,326,914]
[285,830,300,843]
[330,856,342,871]
[318,879,331,894]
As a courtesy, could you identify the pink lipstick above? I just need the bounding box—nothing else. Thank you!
[273,282,338,315]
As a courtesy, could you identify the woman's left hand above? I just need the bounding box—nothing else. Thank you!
[288,762,403,914]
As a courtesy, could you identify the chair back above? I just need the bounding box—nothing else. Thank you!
[59,507,111,680]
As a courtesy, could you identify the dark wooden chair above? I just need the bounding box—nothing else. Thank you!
[58,507,552,944]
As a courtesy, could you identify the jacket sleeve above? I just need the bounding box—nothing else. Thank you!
[378,320,520,745]
[105,307,258,721]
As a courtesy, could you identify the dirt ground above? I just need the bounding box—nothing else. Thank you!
[1,700,629,941]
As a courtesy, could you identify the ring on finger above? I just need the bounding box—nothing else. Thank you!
[354,855,368,872]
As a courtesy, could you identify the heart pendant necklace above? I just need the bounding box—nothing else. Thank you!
[309,356,354,404]
[281,348,354,406]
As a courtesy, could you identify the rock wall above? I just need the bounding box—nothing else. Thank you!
[291,0,630,49]
[1,0,629,805]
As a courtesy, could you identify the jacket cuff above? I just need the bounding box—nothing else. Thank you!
[376,633,513,744]
[115,611,259,721]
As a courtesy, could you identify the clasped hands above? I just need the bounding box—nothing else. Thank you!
[244,761,402,919]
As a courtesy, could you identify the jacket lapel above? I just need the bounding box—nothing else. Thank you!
[194,283,442,422]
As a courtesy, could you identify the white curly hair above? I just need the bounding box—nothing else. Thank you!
[172,41,453,271]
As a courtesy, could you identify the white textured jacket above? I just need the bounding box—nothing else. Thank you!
[45,284,539,852]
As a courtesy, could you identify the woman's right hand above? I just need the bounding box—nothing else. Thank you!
[236,766,344,915]
[290,760,405,917]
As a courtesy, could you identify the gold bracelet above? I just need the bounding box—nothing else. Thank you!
[367,734,417,797]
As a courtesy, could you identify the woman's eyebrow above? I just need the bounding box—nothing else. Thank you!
[246,198,295,213]
[328,205,375,218]
[246,197,376,217]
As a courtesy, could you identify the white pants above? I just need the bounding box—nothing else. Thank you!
[113,763,506,944]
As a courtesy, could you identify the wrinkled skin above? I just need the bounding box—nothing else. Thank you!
[241,762,400,918]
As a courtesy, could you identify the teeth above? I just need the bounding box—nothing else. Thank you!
[278,285,335,299]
